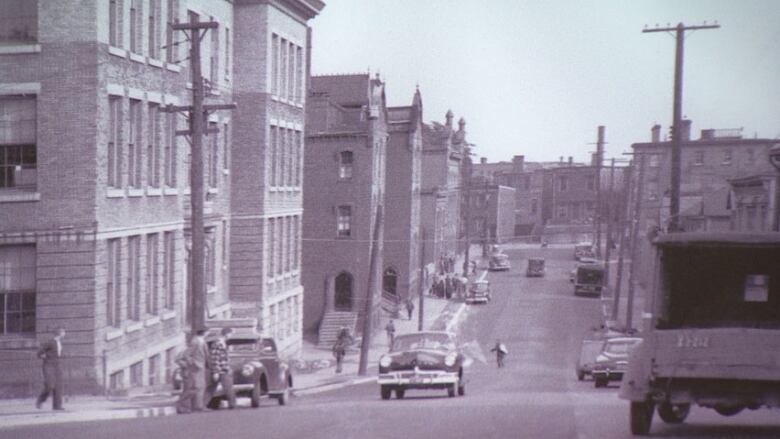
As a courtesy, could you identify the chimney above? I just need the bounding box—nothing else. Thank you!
[568,156,573,165]
[480,157,487,165]
[458,117,466,132]
[590,152,598,166]
[681,119,692,141]
[445,110,453,128]
[651,124,661,143]
[559,156,564,163]
[512,155,525,173]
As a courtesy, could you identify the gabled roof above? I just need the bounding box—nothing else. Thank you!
[310,74,369,107]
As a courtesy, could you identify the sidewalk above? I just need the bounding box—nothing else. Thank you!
[0,295,468,430]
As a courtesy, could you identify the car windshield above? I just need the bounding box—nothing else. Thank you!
[604,340,640,355]
[226,338,261,353]
[577,267,603,284]
[470,283,488,293]
[392,333,455,352]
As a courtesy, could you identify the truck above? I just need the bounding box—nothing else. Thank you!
[573,261,605,297]
[619,233,780,435]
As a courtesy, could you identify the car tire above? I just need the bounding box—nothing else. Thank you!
[395,388,405,399]
[594,377,607,388]
[657,402,690,424]
[277,387,289,406]
[251,382,261,408]
[630,399,655,436]
[380,385,392,400]
[457,381,466,396]
[714,405,744,417]
[206,397,221,410]
[576,370,585,381]
[447,383,457,398]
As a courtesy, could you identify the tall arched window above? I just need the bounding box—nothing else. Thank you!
[338,151,353,179]
[334,272,353,311]
[383,267,398,297]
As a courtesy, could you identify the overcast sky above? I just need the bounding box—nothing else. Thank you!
[309,0,780,164]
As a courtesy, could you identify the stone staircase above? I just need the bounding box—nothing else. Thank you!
[317,311,358,349]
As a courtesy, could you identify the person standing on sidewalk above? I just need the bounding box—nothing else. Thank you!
[385,320,396,350]
[205,327,236,409]
[189,328,210,411]
[35,327,66,410]
[175,341,196,414]
[405,298,414,320]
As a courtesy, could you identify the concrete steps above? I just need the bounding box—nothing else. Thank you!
[317,311,358,349]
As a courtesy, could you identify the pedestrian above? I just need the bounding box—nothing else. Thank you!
[405,298,414,320]
[332,338,346,373]
[385,320,396,350]
[490,340,508,368]
[175,343,196,414]
[35,327,66,410]
[205,327,236,409]
[188,328,209,411]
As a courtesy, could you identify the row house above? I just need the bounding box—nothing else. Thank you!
[0,0,323,396]
[302,74,387,347]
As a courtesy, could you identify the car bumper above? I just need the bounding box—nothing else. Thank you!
[378,370,459,387]
[465,296,489,303]
[592,369,625,381]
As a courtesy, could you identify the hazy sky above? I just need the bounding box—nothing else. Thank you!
[309,0,780,163]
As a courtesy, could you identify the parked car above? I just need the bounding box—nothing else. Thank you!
[526,257,545,277]
[592,337,641,388]
[574,242,595,261]
[576,339,605,381]
[378,331,466,399]
[465,279,491,304]
[573,262,605,297]
[488,253,511,271]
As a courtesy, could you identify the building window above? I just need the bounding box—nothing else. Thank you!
[107,239,122,327]
[164,112,176,187]
[147,103,160,188]
[295,131,302,187]
[148,0,160,58]
[280,38,288,100]
[338,151,353,179]
[146,234,159,315]
[129,361,143,387]
[285,217,292,273]
[0,96,37,192]
[109,0,122,47]
[224,27,230,80]
[276,218,283,276]
[209,17,219,85]
[208,122,217,188]
[148,354,160,386]
[723,149,733,165]
[647,181,659,201]
[649,153,660,167]
[163,231,175,310]
[205,228,216,290]
[557,206,566,219]
[128,99,142,188]
[280,129,287,187]
[108,96,122,188]
[524,176,531,190]
[558,176,568,191]
[0,0,37,44]
[531,199,538,214]
[288,41,295,101]
[110,370,125,390]
[0,246,36,335]
[694,150,704,166]
[296,46,303,103]
[165,0,176,62]
[164,347,175,383]
[127,236,140,321]
[268,219,275,278]
[222,123,229,171]
[271,34,279,96]
[292,216,299,270]
[129,0,141,53]
[269,126,277,186]
[337,206,352,237]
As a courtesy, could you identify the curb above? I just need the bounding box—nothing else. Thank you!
[292,376,376,397]
[445,302,467,333]
[0,405,177,430]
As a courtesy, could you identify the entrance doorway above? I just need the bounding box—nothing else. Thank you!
[334,272,353,311]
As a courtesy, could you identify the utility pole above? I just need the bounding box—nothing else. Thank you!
[611,161,633,322]
[594,126,605,257]
[643,22,719,232]
[418,229,426,331]
[358,204,383,376]
[626,155,646,332]
[164,16,235,333]
[603,158,616,287]
[461,151,473,276]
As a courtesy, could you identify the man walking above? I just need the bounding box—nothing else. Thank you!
[189,328,210,411]
[490,340,508,368]
[36,327,66,410]
[385,320,396,350]
[205,327,235,409]
[405,298,414,320]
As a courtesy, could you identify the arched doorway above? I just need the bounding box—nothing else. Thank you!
[383,267,398,297]
[334,272,353,311]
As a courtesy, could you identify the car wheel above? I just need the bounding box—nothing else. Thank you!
[277,387,289,406]
[657,402,690,424]
[630,399,655,436]
[251,382,261,408]
[447,383,456,398]
[594,377,607,388]
[395,387,405,399]
[380,385,392,400]
[714,405,744,417]
[576,370,585,381]
[206,397,221,410]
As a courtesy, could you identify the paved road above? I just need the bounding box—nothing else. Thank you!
[4,246,779,439]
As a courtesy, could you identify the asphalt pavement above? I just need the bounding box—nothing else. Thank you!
[4,246,779,439]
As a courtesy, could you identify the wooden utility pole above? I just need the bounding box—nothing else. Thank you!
[418,229,426,331]
[461,152,472,276]
[626,155,646,332]
[611,162,633,322]
[594,126,605,257]
[603,158,616,287]
[358,204,383,376]
[643,22,719,232]
[164,16,235,333]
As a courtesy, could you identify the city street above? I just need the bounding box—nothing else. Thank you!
[3,246,779,439]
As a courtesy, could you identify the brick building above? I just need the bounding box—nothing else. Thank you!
[302,74,387,346]
[383,89,423,305]
[0,0,322,396]
[466,177,516,247]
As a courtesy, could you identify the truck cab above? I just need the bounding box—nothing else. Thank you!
[619,233,780,435]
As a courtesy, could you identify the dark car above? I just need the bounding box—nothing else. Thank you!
[576,339,605,381]
[526,257,545,277]
[573,262,605,297]
[488,253,511,271]
[465,279,491,304]
[592,337,641,388]
[377,331,466,399]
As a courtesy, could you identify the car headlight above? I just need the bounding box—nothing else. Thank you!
[595,354,609,364]
[241,364,255,377]
[444,352,457,367]
[379,355,392,368]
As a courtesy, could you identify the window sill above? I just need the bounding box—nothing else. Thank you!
[146,187,163,196]
[106,188,125,198]
[128,188,144,197]
[129,52,146,64]
[108,46,127,58]
[166,63,181,73]
[126,321,144,333]
[148,58,164,69]
[105,328,124,341]
[161,310,176,321]
[0,44,41,55]
[144,316,161,327]
[163,186,178,196]
[0,191,40,203]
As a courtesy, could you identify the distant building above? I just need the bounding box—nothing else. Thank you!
[728,174,778,232]
[466,178,516,248]
[302,74,387,347]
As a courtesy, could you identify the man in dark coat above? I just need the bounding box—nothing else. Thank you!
[36,327,66,410]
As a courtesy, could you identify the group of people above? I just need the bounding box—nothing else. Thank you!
[175,327,236,414]
[429,273,469,299]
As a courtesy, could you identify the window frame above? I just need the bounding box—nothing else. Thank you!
[336,205,353,238]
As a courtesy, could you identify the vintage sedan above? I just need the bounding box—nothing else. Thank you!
[205,332,293,408]
[592,337,641,388]
[465,279,491,304]
[488,253,511,271]
[576,338,605,381]
[378,331,466,399]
